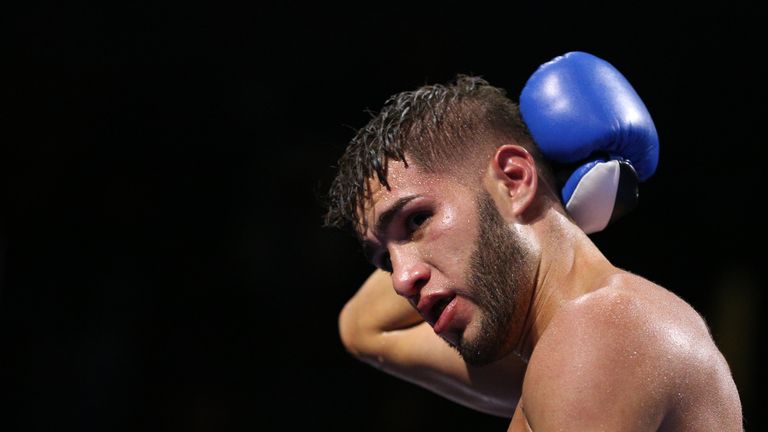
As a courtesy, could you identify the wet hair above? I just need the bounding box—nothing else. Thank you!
[324,75,552,232]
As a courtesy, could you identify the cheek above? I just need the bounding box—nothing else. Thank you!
[426,206,476,268]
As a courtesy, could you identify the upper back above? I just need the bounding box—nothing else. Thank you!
[520,272,742,431]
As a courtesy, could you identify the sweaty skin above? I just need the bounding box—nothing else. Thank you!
[339,147,742,431]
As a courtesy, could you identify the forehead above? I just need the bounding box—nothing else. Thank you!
[359,159,467,234]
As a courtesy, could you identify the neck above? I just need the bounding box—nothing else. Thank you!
[513,210,618,362]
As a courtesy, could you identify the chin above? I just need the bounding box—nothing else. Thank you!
[454,322,512,366]
[457,344,497,366]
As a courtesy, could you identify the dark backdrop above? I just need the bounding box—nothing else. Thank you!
[4,3,765,431]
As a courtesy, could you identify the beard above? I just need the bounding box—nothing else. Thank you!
[452,191,533,366]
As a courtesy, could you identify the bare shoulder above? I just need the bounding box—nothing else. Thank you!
[522,272,742,431]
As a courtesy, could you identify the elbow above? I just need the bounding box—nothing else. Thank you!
[338,303,388,370]
[338,301,365,358]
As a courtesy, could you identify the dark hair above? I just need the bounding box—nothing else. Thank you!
[325,75,550,232]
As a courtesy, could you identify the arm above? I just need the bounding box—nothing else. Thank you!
[339,269,525,417]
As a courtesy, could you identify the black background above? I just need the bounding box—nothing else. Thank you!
[4,3,765,431]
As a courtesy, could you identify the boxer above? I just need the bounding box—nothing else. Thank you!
[326,52,742,431]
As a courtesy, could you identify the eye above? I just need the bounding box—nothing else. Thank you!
[407,212,430,231]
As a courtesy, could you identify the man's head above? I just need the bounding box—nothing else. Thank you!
[326,76,561,364]
[325,75,556,233]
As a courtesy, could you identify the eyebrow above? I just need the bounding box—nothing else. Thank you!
[373,195,419,238]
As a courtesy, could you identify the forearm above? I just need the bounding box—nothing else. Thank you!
[338,269,523,417]
[338,269,422,355]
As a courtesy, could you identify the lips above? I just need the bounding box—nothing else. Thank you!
[432,297,452,321]
[417,292,457,328]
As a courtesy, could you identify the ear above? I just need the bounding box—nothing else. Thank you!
[485,145,538,218]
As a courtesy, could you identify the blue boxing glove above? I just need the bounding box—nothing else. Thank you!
[520,51,659,234]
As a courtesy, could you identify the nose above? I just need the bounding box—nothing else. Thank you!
[389,247,431,301]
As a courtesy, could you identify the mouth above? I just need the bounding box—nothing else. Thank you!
[420,293,457,329]
[432,295,458,336]
[432,296,452,322]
